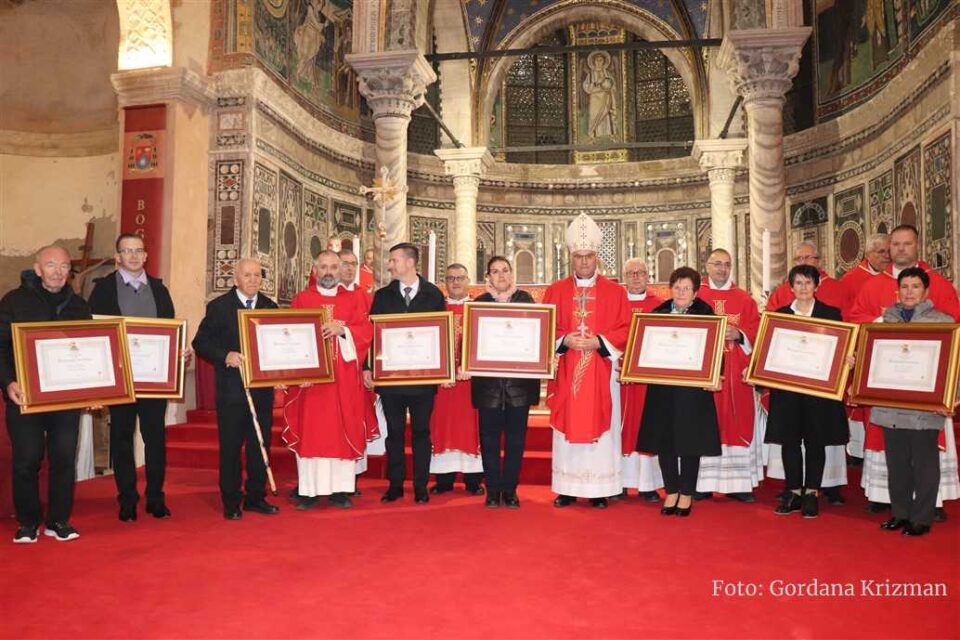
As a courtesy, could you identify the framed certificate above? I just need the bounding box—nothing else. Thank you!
[461,302,557,379]
[124,318,187,399]
[850,323,960,412]
[745,312,859,400]
[619,313,727,388]
[370,311,455,386]
[237,309,335,388]
[11,319,136,414]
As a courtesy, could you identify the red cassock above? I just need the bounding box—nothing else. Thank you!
[698,283,760,447]
[354,287,381,444]
[766,270,844,312]
[620,293,663,454]
[845,261,958,452]
[359,265,374,294]
[429,301,480,455]
[839,259,881,318]
[544,276,632,444]
[283,287,373,459]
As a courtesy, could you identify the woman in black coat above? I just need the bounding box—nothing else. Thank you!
[637,267,722,517]
[471,256,541,509]
[765,264,849,519]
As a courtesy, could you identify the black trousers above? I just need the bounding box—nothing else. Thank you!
[883,428,940,527]
[659,454,700,496]
[781,441,826,492]
[381,393,434,491]
[434,472,483,490]
[479,406,530,493]
[109,399,168,508]
[216,394,272,510]
[6,404,80,526]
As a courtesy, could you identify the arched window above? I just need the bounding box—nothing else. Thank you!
[629,46,693,161]
[514,250,535,283]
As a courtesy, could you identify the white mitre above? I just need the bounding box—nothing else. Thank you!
[565,212,603,253]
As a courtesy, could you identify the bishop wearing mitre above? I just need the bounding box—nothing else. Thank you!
[543,213,632,508]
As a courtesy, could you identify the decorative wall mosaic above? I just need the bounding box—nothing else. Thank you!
[869,170,894,233]
[252,162,278,295]
[695,217,712,274]
[213,160,244,292]
[277,171,303,303]
[410,215,449,283]
[923,132,952,279]
[790,197,829,228]
[302,188,328,285]
[833,185,866,277]
[645,221,687,283]
[597,220,621,279]
[477,220,496,281]
[505,223,545,284]
[894,145,922,238]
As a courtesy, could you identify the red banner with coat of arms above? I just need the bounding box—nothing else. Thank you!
[120,105,166,276]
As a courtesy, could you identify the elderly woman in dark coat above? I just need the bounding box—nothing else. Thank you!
[872,267,956,537]
[637,267,722,517]
[765,264,849,520]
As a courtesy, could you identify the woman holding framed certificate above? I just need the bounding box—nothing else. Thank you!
[636,267,722,517]
[764,265,849,520]
[867,267,958,537]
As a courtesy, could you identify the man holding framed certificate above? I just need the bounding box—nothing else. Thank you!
[88,233,182,522]
[1,246,92,543]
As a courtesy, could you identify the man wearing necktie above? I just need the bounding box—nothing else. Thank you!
[193,258,280,519]
[363,242,446,504]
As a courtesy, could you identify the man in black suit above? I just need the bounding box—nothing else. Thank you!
[193,258,280,519]
[88,233,184,522]
[363,242,446,504]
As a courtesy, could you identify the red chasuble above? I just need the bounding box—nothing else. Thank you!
[620,293,663,454]
[429,301,480,455]
[544,275,632,444]
[839,259,881,318]
[766,270,844,312]
[846,261,960,323]
[283,286,373,459]
[699,282,760,446]
[359,265,374,294]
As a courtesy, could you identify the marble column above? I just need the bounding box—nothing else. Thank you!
[717,27,810,299]
[692,139,747,280]
[347,50,436,284]
[434,147,493,282]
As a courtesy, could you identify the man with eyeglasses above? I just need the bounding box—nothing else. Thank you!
[88,233,184,522]
[765,241,844,311]
[696,249,761,503]
[618,258,664,502]
[428,264,484,496]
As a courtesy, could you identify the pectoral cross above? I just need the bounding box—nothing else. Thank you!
[360,166,407,287]
[573,287,595,337]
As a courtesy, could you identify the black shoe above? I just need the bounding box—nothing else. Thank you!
[13,525,39,544]
[288,487,301,500]
[660,495,679,516]
[224,508,242,520]
[880,517,909,531]
[43,522,80,542]
[381,487,404,503]
[414,490,429,504]
[295,496,320,511]
[243,499,280,515]
[119,505,137,522]
[503,492,520,509]
[727,492,756,503]
[866,501,890,513]
[465,485,485,496]
[429,484,453,495]
[640,491,661,503]
[846,455,864,468]
[822,488,845,506]
[902,523,931,537]
[485,491,501,508]
[934,507,947,523]
[351,488,362,497]
[146,502,171,519]
[590,497,608,509]
[692,491,713,501]
[609,490,626,502]
[553,495,576,508]
[328,493,353,509]
[775,493,802,515]
[801,493,819,519]
[676,496,693,517]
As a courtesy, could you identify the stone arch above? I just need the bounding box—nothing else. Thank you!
[476,2,707,148]
[433,0,474,144]
[115,0,173,70]
[656,248,677,281]
[515,250,536,284]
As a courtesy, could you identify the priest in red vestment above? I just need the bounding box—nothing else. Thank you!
[284,251,373,510]
[696,249,761,502]
[359,248,375,294]
[544,213,632,508]
[618,258,663,502]
[766,241,844,311]
[429,263,483,495]
[846,225,960,516]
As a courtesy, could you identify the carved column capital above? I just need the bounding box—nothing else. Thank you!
[111,67,215,109]
[692,138,747,179]
[435,147,494,180]
[346,50,437,119]
[717,28,811,104]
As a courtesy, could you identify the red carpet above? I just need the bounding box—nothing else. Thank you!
[2,468,956,639]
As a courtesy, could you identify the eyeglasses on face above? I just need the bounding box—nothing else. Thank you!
[445,275,468,282]
[624,270,647,277]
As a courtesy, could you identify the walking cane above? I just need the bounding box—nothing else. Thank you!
[242,377,278,496]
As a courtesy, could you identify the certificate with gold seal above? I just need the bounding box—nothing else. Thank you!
[619,313,727,388]
[370,311,454,386]
[462,302,556,379]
